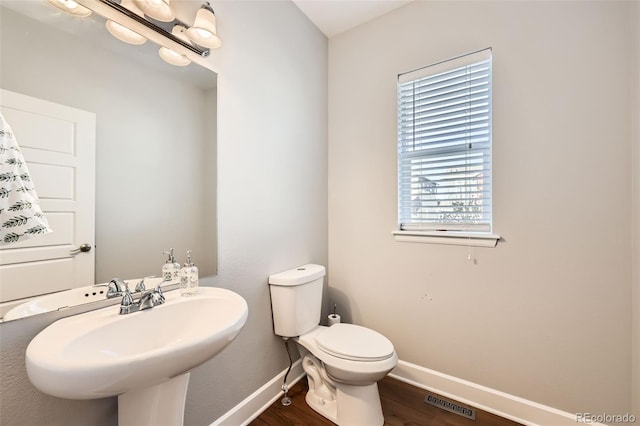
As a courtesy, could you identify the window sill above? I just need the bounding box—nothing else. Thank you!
[392,230,501,247]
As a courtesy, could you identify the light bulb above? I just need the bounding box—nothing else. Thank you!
[185,6,221,49]
[158,25,192,67]
[105,0,147,45]
[132,0,175,22]
[47,0,92,17]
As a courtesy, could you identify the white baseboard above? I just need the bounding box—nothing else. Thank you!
[211,358,608,426]
[210,359,305,426]
[389,360,606,426]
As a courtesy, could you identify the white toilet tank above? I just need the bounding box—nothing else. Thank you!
[268,264,326,337]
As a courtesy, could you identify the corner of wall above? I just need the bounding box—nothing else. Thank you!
[632,0,640,419]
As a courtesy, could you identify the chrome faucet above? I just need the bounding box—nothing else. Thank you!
[119,283,165,315]
[139,286,165,310]
[133,275,158,293]
[93,278,127,299]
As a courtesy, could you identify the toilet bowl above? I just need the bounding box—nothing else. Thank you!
[295,324,397,425]
[268,264,397,426]
[298,324,397,385]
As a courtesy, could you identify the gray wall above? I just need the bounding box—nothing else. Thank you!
[328,0,637,417]
[632,0,640,418]
[0,1,327,425]
[185,0,328,422]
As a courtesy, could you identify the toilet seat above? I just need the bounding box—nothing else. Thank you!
[315,323,394,362]
[297,325,398,386]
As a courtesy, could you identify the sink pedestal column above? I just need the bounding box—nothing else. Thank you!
[118,372,191,426]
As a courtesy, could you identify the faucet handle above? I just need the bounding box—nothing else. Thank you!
[119,284,135,314]
[109,278,126,292]
[135,275,161,293]
[94,278,126,298]
[139,285,165,311]
[154,285,165,305]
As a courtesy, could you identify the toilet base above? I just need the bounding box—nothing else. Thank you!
[302,355,384,426]
[305,384,338,424]
[336,382,384,426]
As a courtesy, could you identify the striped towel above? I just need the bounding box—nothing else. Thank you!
[0,112,52,246]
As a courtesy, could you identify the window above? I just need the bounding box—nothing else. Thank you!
[395,48,498,246]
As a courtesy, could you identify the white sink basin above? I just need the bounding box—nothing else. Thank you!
[26,286,247,425]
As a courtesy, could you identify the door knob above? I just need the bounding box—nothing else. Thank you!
[70,243,92,255]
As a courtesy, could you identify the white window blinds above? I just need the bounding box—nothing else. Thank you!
[397,48,492,232]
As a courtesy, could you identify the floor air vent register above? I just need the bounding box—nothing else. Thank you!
[424,392,477,420]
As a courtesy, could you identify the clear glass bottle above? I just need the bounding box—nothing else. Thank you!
[162,248,180,282]
[180,250,199,296]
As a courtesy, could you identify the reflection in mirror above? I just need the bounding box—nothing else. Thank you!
[3,277,176,321]
[0,1,217,321]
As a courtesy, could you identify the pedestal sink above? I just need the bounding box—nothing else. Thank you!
[26,286,248,426]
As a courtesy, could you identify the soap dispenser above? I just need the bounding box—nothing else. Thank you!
[162,248,180,282]
[180,250,199,296]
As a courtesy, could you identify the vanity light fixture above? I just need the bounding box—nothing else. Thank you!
[132,0,175,22]
[57,0,222,67]
[158,25,192,67]
[105,0,147,45]
[185,3,221,49]
[47,0,92,17]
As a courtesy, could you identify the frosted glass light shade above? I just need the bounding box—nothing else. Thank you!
[47,0,92,17]
[106,20,147,45]
[185,7,221,49]
[105,0,147,45]
[159,48,191,66]
[133,0,175,22]
[159,25,191,67]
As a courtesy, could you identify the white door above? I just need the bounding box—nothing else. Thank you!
[0,89,95,315]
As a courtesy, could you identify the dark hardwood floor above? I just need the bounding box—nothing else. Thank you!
[250,376,522,426]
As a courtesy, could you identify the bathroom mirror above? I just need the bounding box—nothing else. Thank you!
[0,1,217,322]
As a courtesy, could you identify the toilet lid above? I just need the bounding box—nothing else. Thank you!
[315,323,394,362]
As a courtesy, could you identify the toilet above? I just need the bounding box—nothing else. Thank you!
[268,264,397,426]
